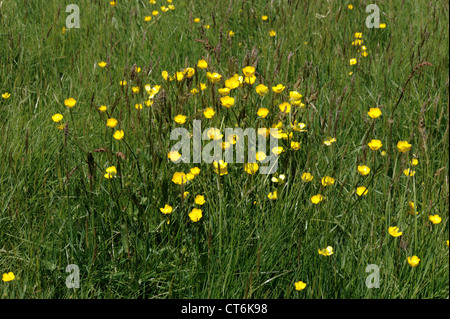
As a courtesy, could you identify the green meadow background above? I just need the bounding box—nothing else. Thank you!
[0,0,448,298]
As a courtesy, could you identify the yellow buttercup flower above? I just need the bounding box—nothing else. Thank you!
[268,190,278,200]
[119,80,127,86]
[397,141,412,153]
[193,18,200,23]
[257,108,269,118]
[218,87,231,95]
[348,4,353,9]
[174,114,187,124]
[242,66,255,78]
[168,151,181,162]
[292,121,307,132]
[244,75,256,85]
[279,102,291,113]
[2,92,11,99]
[206,128,223,140]
[357,165,371,176]
[323,137,336,146]
[255,151,267,162]
[197,59,208,69]
[350,58,357,65]
[162,71,169,81]
[311,194,324,204]
[203,107,215,119]
[132,86,140,93]
[106,118,118,128]
[64,97,76,108]
[152,10,159,16]
[410,158,419,166]
[403,168,415,177]
[271,146,284,155]
[160,204,173,215]
[189,208,203,222]
[321,176,335,186]
[368,139,382,150]
[429,215,442,224]
[318,246,333,256]
[291,141,301,150]
[195,195,206,205]
[272,84,285,93]
[255,84,269,96]
[113,130,124,140]
[104,166,117,179]
[144,16,152,21]
[98,61,107,68]
[301,173,314,182]
[220,96,235,108]
[269,30,276,37]
[261,15,268,21]
[407,256,420,267]
[368,108,382,119]
[135,103,143,110]
[190,167,201,176]
[388,226,403,237]
[52,113,63,123]
[225,76,240,89]
[379,23,386,29]
[244,162,259,175]
[176,71,185,82]
[294,281,307,291]
[213,160,228,176]
[2,272,15,282]
[206,72,222,83]
[184,67,195,78]
[172,172,187,185]
[356,186,369,196]
[99,105,107,112]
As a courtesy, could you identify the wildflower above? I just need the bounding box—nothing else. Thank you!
[381,151,387,156]
[257,108,269,118]
[272,84,285,93]
[407,256,420,267]
[323,137,336,146]
[184,67,195,78]
[197,59,208,69]
[292,121,307,132]
[190,167,201,176]
[152,10,159,16]
[311,194,324,204]
[271,174,286,183]
[162,71,169,80]
[408,201,418,215]
[110,0,116,6]
[206,72,222,83]
[258,128,270,138]
[132,86,140,94]
[195,195,206,205]
[410,158,419,166]
[244,163,259,175]
[289,91,302,101]
[255,151,267,162]
[244,76,256,85]
[104,166,117,179]
[318,246,333,256]
[350,58,357,65]
[225,76,240,90]
[204,25,210,29]
[348,4,353,9]
[193,18,200,23]
[241,66,254,78]
[218,87,231,95]
[356,186,369,196]
[255,84,269,96]
[52,113,63,122]
[388,226,403,237]
[368,139,382,150]
[429,215,442,224]
[161,6,169,12]
[203,107,215,119]
[291,141,301,150]
[268,190,278,200]
[176,72,185,82]
[186,172,195,181]
[403,169,415,177]
[354,32,362,38]
[321,176,335,186]
[135,103,143,110]
[189,208,203,222]
[397,141,412,153]
[279,102,291,113]
[213,160,228,176]
[379,23,386,29]
[272,146,284,155]
[64,97,76,108]
[2,272,15,282]
[206,128,223,140]
[106,118,118,128]
[113,130,124,140]
[357,165,371,176]
[220,96,235,108]
[172,172,187,185]
[145,99,153,106]
[295,281,307,291]
[168,151,181,162]
[2,92,11,99]
[160,204,173,215]
[98,61,107,68]
[183,191,189,199]
[269,30,276,37]
[99,105,107,112]
[262,15,268,21]
[301,173,314,182]
[368,108,382,119]
[228,30,234,36]
[174,114,187,124]
[191,88,199,95]
[144,16,152,21]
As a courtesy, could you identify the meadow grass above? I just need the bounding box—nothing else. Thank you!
[0,0,448,298]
